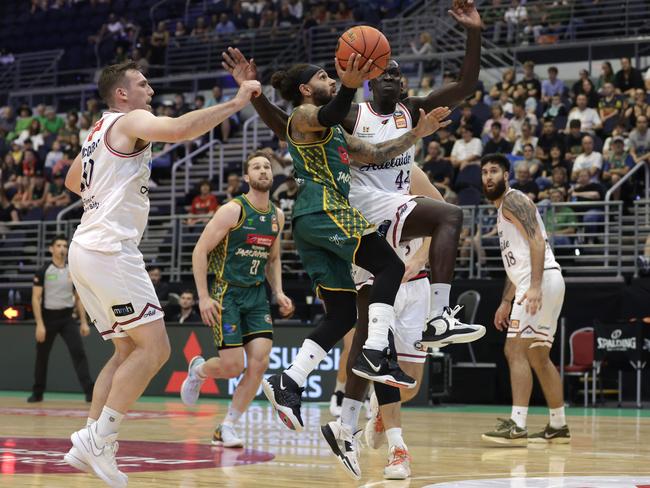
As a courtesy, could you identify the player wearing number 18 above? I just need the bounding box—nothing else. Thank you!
[183,150,295,448]
[480,154,570,446]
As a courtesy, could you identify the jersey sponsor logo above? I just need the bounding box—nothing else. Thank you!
[82,194,100,211]
[376,219,391,238]
[81,139,100,158]
[359,153,411,172]
[361,126,370,133]
[45,273,59,281]
[271,213,279,232]
[223,323,237,334]
[264,314,272,324]
[337,171,351,184]
[235,247,270,259]
[112,303,135,317]
[337,145,350,165]
[510,319,520,330]
[393,110,408,129]
[246,234,275,247]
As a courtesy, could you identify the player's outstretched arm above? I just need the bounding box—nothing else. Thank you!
[406,1,481,117]
[192,202,241,326]
[501,191,545,315]
[264,209,295,317]
[222,47,290,140]
[118,81,261,144]
[343,107,451,164]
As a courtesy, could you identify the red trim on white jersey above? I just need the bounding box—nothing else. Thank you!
[103,114,151,159]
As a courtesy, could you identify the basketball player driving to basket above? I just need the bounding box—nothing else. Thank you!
[221,0,484,479]
[63,61,260,488]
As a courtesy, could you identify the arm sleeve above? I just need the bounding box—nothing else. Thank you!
[33,264,47,286]
[316,86,357,128]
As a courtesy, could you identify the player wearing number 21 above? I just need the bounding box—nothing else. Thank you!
[183,150,295,448]
[480,154,570,446]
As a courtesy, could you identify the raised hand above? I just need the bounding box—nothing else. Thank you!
[222,47,258,86]
[335,53,373,89]
[412,107,452,138]
[448,0,482,31]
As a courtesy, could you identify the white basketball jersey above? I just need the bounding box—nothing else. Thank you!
[73,112,152,253]
[350,101,415,194]
[497,189,560,288]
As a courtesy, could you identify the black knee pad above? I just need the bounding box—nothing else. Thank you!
[375,382,401,406]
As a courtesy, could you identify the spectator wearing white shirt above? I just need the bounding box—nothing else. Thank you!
[504,0,527,44]
[566,94,602,135]
[451,125,483,170]
[571,135,603,181]
[645,67,650,92]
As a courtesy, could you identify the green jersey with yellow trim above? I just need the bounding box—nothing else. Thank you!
[208,195,279,288]
[287,111,354,218]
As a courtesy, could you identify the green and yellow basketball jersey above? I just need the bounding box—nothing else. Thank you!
[287,111,354,218]
[208,195,279,288]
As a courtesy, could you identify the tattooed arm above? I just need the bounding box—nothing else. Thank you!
[343,106,452,165]
[501,190,545,314]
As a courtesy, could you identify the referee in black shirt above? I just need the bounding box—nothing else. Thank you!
[29,235,94,403]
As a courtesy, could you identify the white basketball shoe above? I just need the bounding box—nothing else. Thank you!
[70,424,127,488]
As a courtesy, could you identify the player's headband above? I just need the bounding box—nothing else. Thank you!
[298,64,323,85]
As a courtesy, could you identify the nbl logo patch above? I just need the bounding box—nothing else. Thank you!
[393,110,407,129]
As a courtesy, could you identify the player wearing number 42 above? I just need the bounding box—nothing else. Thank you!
[183,150,295,448]
[480,154,571,446]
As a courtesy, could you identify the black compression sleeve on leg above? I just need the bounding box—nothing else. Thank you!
[316,86,357,127]
[375,382,401,406]
[306,289,358,352]
[354,232,405,306]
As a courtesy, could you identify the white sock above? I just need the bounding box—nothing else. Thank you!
[549,407,566,428]
[96,406,124,438]
[363,303,394,351]
[430,283,451,317]
[386,427,406,449]
[223,406,243,427]
[193,362,207,380]
[284,339,327,387]
[511,405,528,429]
[340,398,363,431]
[86,417,96,427]
[335,380,346,393]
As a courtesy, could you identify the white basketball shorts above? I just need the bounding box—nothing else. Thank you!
[349,185,418,284]
[507,268,565,348]
[69,239,164,340]
[392,276,430,363]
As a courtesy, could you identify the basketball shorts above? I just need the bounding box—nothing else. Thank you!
[69,239,164,341]
[507,268,565,348]
[293,209,372,297]
[211,281,272,349]
[349,185,418,284]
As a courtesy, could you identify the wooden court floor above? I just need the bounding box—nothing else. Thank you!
[1,392,650,487]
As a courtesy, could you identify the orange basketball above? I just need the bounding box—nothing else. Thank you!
[335,25,391,80]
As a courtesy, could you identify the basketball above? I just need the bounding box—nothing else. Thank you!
[335,25,391,80]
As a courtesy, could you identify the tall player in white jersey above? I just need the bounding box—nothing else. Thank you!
[62,60,261,487]
[480,154,571,447]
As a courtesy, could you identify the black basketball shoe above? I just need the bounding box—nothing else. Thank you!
[418,305,486,349]
[262,372,305,432]
[351,347,416,389]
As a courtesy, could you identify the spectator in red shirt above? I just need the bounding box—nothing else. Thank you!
[188,180,219,226]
